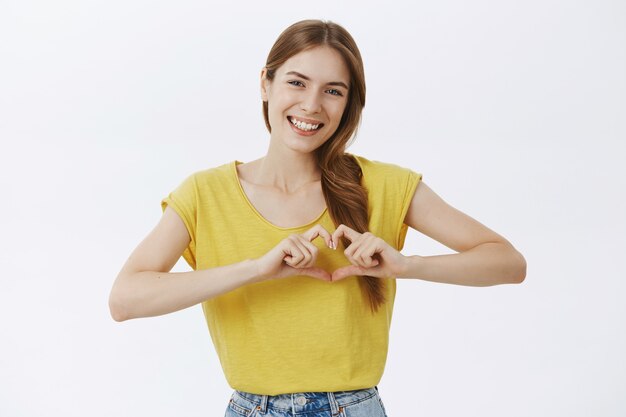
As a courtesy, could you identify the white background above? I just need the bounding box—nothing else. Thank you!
[1,0,625,416]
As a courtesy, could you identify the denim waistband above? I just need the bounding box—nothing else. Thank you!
[230,386,379,415]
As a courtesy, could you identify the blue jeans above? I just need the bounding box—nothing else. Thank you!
[225,386,389,417]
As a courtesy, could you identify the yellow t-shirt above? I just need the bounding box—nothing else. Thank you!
[161,154,422,395]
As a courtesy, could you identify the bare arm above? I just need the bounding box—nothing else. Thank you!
[401,181,527,286]
[109,207,333,322]
[108,207,263,321]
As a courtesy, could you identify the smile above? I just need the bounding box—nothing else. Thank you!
[288,116,324,132]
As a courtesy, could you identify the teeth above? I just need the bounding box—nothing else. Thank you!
[290,117,319,131]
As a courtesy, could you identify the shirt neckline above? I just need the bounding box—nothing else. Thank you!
[231,160,329,231]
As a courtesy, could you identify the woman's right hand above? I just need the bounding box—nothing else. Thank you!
[253,225,335,282]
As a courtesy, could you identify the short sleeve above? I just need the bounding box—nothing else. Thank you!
[396,168,422,250]
[161,173,197,269]
[351,154,422,250]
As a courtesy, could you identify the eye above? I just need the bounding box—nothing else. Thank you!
[327,89,343,97]
[288,80,344,97]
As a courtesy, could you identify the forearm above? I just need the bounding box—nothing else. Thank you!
[399,242,526,286]
[109,259,261,321]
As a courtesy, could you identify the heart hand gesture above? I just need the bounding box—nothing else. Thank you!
[331,224,408,282]
[254,225,334,282]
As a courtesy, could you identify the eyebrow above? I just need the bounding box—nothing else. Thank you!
[284,71,349,90]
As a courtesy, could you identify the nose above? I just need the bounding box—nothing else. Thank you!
[300,91,322,114]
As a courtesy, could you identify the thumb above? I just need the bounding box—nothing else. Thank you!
[331,265,366,282]
[297,266,332,282]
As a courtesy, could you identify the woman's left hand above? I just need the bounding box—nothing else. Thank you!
[331,224,408,282]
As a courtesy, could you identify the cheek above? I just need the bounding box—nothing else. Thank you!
[331,102,348,123]
[268,92,296,117]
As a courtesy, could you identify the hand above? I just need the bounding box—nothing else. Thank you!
[331,224,408,282]
[254,225,334,282]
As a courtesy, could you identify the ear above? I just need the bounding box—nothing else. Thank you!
[260,67,269,102]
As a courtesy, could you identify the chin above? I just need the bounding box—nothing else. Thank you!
[283,140,322,155]
[287,134,333,153]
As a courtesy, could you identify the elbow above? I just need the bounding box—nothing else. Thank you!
[511,250,527,284]
[109,305,129,323]
[108,288,131,322]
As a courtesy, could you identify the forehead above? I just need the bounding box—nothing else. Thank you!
[277,46,350,84]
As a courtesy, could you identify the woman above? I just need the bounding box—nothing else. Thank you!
[109,19,526,417]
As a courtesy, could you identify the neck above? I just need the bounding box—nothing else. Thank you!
[255,142,321,193]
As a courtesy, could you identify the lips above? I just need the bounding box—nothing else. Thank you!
[288,115,323,125]
[287,116,324,136]
[287,116,325,130]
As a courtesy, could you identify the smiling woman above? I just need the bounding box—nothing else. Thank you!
[261,45,354,155]
[108,18,526,417]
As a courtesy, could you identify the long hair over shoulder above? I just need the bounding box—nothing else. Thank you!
[262,19,385,313]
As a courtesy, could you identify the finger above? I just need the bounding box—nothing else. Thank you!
[297,266,332,282]
[282,250,299,266]
[331,265,366,282]
[352,248,380,268]
[293,235,319,267]
[302,224,333,249]
[332,224,362,249]
[285,236,312,267]
[342,232,368,259]
[282,240,306,266]
[343,233,375,267]
[352,237,382,268]
[332,264,384,282]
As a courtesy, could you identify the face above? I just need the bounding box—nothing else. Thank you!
[261,46,350,154]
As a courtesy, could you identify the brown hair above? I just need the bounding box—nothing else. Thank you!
[262,19,386,313]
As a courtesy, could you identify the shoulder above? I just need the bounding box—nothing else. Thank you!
[176,161,235,192]
[166,161,236,202]
[190,161,233,181]
[349,153,422,184]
